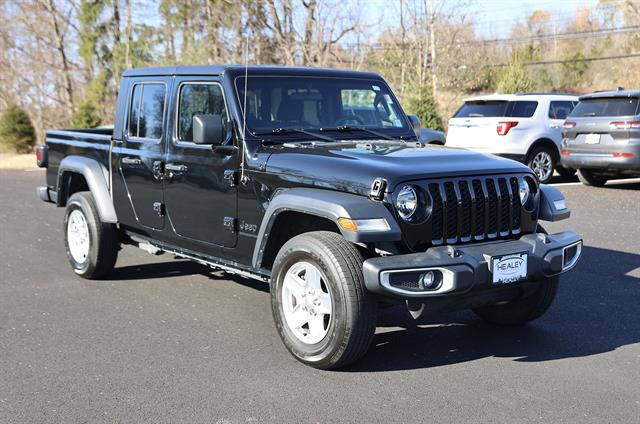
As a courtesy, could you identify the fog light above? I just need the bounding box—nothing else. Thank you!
[420,271,437,290]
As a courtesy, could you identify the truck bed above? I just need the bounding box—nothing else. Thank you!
[45,128,113,189]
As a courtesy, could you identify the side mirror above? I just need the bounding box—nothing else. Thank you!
[407,114,421,137]
[193,114,224,145]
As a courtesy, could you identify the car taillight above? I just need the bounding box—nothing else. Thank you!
[563,121,576,129]
[35,144,48,167]
[497,121,518,136]
[561,151,571,156]
[612,152,635,158]
[609,121,640,130]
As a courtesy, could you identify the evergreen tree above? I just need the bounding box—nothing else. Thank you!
[70,101,102,129]
[0,104,36,153]
[494,53,535,94]
[404,83,444,131]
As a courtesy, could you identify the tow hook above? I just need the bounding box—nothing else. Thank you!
[406,300,425,320]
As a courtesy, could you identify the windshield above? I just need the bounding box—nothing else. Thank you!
[570,97,639,117]
[235,76,410,137]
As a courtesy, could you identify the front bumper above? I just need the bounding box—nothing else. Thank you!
[363,231,582,299]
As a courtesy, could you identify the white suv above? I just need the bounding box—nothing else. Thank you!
[446,93,578,183]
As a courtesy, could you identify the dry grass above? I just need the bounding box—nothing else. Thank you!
[0,153,38,170]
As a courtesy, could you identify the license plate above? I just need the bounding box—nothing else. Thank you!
[491,252,528,284]
[585,134,600,144]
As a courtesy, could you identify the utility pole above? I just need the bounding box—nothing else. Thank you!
[428,0,437,100]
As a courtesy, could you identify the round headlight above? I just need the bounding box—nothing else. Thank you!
[518,178,531,205]
[396,185,418,220]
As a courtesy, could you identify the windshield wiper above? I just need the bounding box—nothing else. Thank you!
[318,125,397,140]
[583,112,597,116]
[255,127,336,143]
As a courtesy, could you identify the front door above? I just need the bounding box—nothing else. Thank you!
[119,79,169,230]
[163,79,238,248]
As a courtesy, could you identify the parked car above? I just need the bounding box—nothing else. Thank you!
[446,93,578,183]
[36,65,582,369]
[561,89,640,186]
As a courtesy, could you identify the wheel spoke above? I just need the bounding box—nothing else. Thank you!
[317,292,332,315]
[304,264,322,289]
[308,314,325,337]
[288,305,308,330]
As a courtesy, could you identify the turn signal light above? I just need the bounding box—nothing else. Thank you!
[497,121,518,136]
[561,151,571,156]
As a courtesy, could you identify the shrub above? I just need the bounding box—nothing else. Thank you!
[494,53,535,94]
[70,101,102,129]
[404,83,444,131]
[0,104,36,153]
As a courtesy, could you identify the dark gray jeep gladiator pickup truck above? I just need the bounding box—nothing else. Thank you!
[37,65,582,369]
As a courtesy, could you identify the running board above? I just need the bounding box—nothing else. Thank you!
[125,232,270,283]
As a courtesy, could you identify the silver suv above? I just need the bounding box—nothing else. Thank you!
[446,93,578,183]
[561,89,640,186]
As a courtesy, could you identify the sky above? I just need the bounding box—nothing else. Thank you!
[467,0,601,38]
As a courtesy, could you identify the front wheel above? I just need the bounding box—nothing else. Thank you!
[64,191,119,279]
[472,276,559,325]
[271,231,377,369]
[577,169,608,187]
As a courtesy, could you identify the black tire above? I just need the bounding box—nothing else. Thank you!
[472,276,559,326]
[63,191,119,279]
[577,169,608,187]
[271,231,377,369]
[556,166,576,177]
[526,145,557,184]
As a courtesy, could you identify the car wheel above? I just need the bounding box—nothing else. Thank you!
[577,169,608,187]
[556,166,576,177]
[472,276,559,326]
[64,191,119,279]
[271,231,377,369]
[527,146,556,184]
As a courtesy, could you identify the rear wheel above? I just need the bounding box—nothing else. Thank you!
[577,169,608,187]
[556,166,576,177]
[527,145,557,184]
[64,191,119,279]
[271,231,377,369]
[472,276,559,326]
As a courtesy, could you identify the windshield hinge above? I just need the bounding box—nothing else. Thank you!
[224,170,237,187]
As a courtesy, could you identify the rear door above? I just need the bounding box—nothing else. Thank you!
[447,100,508,150]
[118,78,169,230]
[162,77,238,249]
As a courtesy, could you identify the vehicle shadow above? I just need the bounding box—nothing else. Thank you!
[345,245,640,372]
[109,258,270,292]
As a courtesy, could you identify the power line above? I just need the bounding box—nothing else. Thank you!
[460,25,640,45]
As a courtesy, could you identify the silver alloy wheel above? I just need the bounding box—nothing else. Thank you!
[530,151,553,182]
[281,261,333,345]
[67,209,90,263]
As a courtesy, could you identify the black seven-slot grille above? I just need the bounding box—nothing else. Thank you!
[427,175,523,245]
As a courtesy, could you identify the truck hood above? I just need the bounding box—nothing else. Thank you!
[262,140,533,195]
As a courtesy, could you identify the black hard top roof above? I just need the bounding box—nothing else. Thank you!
[122,65,383,79]
[579,89,640,100]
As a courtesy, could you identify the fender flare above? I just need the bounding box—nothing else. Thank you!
[538,184,570,222]
[57,155,118,223]
[252,188,402,268]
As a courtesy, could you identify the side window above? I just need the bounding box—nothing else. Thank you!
[549,101,575,120]
[178,83,228,143]
[128,83,166,140]
[509,101,538,118]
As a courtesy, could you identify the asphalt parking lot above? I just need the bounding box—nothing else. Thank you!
[1,169,639,423]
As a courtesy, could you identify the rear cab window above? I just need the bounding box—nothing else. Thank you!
[128,82,166,140]
[454,100,538,118]
[570,97,639,117]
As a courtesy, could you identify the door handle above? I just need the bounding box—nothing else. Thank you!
[165,164,188,172]
[121,157,142,165]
